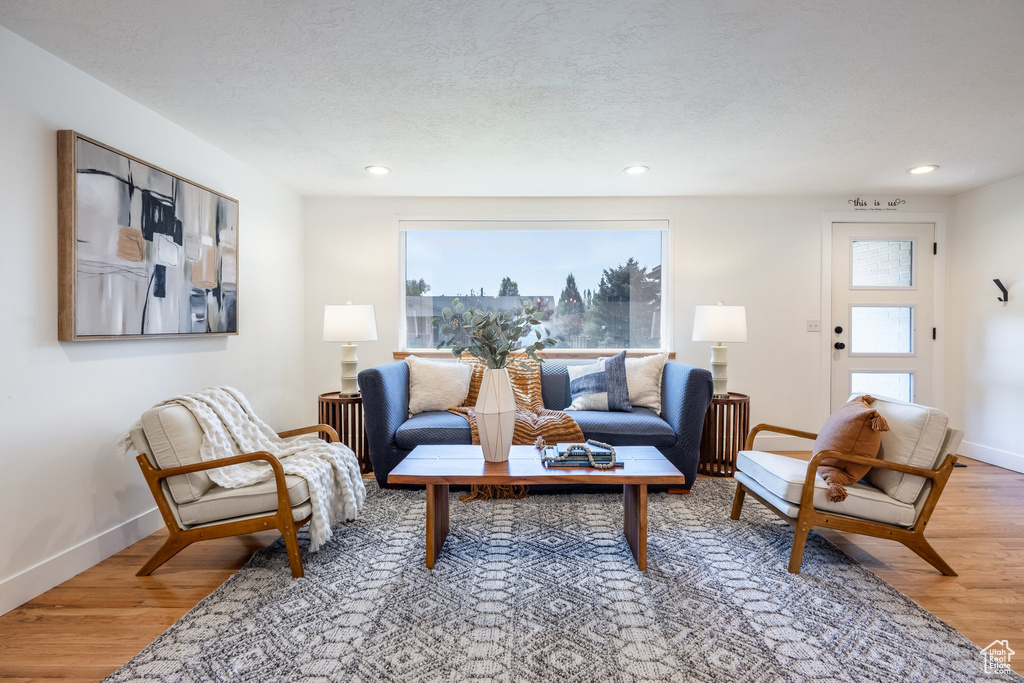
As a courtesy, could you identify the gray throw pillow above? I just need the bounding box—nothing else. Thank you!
[565,351,632,412]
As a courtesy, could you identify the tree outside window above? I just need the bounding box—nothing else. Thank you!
[404,228,664,350]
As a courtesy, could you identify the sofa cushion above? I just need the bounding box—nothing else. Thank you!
[861,394,950,504]
[396,411,473,449]
[177,474,312,526]
[736,450,917,527]
[140,404,217,505]
[567,408,675,448]
[625,353,668,415]
[565,351,632,412]
[407,355,473,415]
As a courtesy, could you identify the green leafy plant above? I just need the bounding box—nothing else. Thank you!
[433,298,558,369]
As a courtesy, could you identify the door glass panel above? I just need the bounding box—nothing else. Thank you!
[851,372,913,403]
[851,240,913,287]
[850,306,913,354]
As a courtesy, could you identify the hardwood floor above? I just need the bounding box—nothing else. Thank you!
[775,453,1024,672]
[0,528,281,683]
[1,459,1021,681]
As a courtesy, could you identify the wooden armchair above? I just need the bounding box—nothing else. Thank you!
[130,405,339,578]
[730,395,963,575]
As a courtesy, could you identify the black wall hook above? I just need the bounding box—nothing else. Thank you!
[994,279,1009,302]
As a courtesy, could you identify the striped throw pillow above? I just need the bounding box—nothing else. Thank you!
[565,351,632,412]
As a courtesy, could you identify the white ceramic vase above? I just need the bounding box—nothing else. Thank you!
[476,367,516,462]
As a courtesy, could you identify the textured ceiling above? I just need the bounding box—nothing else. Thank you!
[2,0,1024,197]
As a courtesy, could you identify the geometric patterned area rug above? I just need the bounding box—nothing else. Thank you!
[106,478,1022,682]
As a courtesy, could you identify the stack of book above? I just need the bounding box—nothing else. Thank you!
[543,443,624,468]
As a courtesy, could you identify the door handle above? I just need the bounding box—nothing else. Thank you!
[834,342,846,350]
[834,326,843,334]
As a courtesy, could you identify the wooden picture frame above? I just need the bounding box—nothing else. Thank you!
[57,131,239,340]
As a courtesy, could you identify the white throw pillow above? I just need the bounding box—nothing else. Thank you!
[406,356,473,415]
[625,353,668,415]
[857,394,951,504]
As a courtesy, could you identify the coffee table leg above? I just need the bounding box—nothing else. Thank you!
[623,483,648,570]
[426,483,450,568]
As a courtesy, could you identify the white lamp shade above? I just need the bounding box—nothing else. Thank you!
[692,305,747,343]
[323,304,378,342]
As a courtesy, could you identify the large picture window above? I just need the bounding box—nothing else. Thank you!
[402,220,667,351]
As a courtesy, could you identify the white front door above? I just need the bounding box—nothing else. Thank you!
[830,223,935,411]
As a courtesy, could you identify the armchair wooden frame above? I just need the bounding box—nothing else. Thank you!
[136,424,339,578]
[731,423,958,576]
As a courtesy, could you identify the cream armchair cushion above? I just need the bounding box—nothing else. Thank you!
[859,394,950,504]
[736,451,918,527]
[139,404,218,504]
[129,395,343,578]
[731,395,963,576]
[176,475,313,527]
[130,408,316,528]
[735,394,960,527]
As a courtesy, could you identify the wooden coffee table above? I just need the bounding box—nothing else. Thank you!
[387,444,688,570]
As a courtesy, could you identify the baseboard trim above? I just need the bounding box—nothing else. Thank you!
[959,441,1024,474]
[0,507,163,616]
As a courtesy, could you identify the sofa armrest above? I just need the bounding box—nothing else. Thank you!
[358,361,411,484]
[661,361,713,435]
[660,362,714,483]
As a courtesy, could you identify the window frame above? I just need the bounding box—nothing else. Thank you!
[397,218,671,354]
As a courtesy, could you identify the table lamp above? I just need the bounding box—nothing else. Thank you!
[692,303,747,398]
[323,303,378,396]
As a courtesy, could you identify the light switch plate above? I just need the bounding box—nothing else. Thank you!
[806,320,821,332]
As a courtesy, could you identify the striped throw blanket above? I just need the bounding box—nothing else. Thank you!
[448,358,583,499]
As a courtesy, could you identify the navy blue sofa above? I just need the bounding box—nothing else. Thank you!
[359,359,713,490]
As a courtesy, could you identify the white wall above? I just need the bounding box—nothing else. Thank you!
[0,27,307,613]
[949,173,1024,473]
[6,18,1002,615]
[304,195,949,438]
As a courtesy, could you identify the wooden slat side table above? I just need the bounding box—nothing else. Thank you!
[698,392,750,477]
[318,393,371,474]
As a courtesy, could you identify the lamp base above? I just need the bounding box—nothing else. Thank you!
[710,344,729,398]
[340,343,360,396]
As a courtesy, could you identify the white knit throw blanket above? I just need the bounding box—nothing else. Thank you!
[121,387,366,552]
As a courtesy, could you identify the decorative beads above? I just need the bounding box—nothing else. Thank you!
[541,439,618,469]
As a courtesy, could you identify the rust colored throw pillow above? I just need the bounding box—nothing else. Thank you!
[814,395,890,502]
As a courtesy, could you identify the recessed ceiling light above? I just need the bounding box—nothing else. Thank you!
[624,165,649,175]
[907,165,939,174]
[365,165,391,175]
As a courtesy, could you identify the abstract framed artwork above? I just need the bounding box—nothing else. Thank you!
[57,131,239,340]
